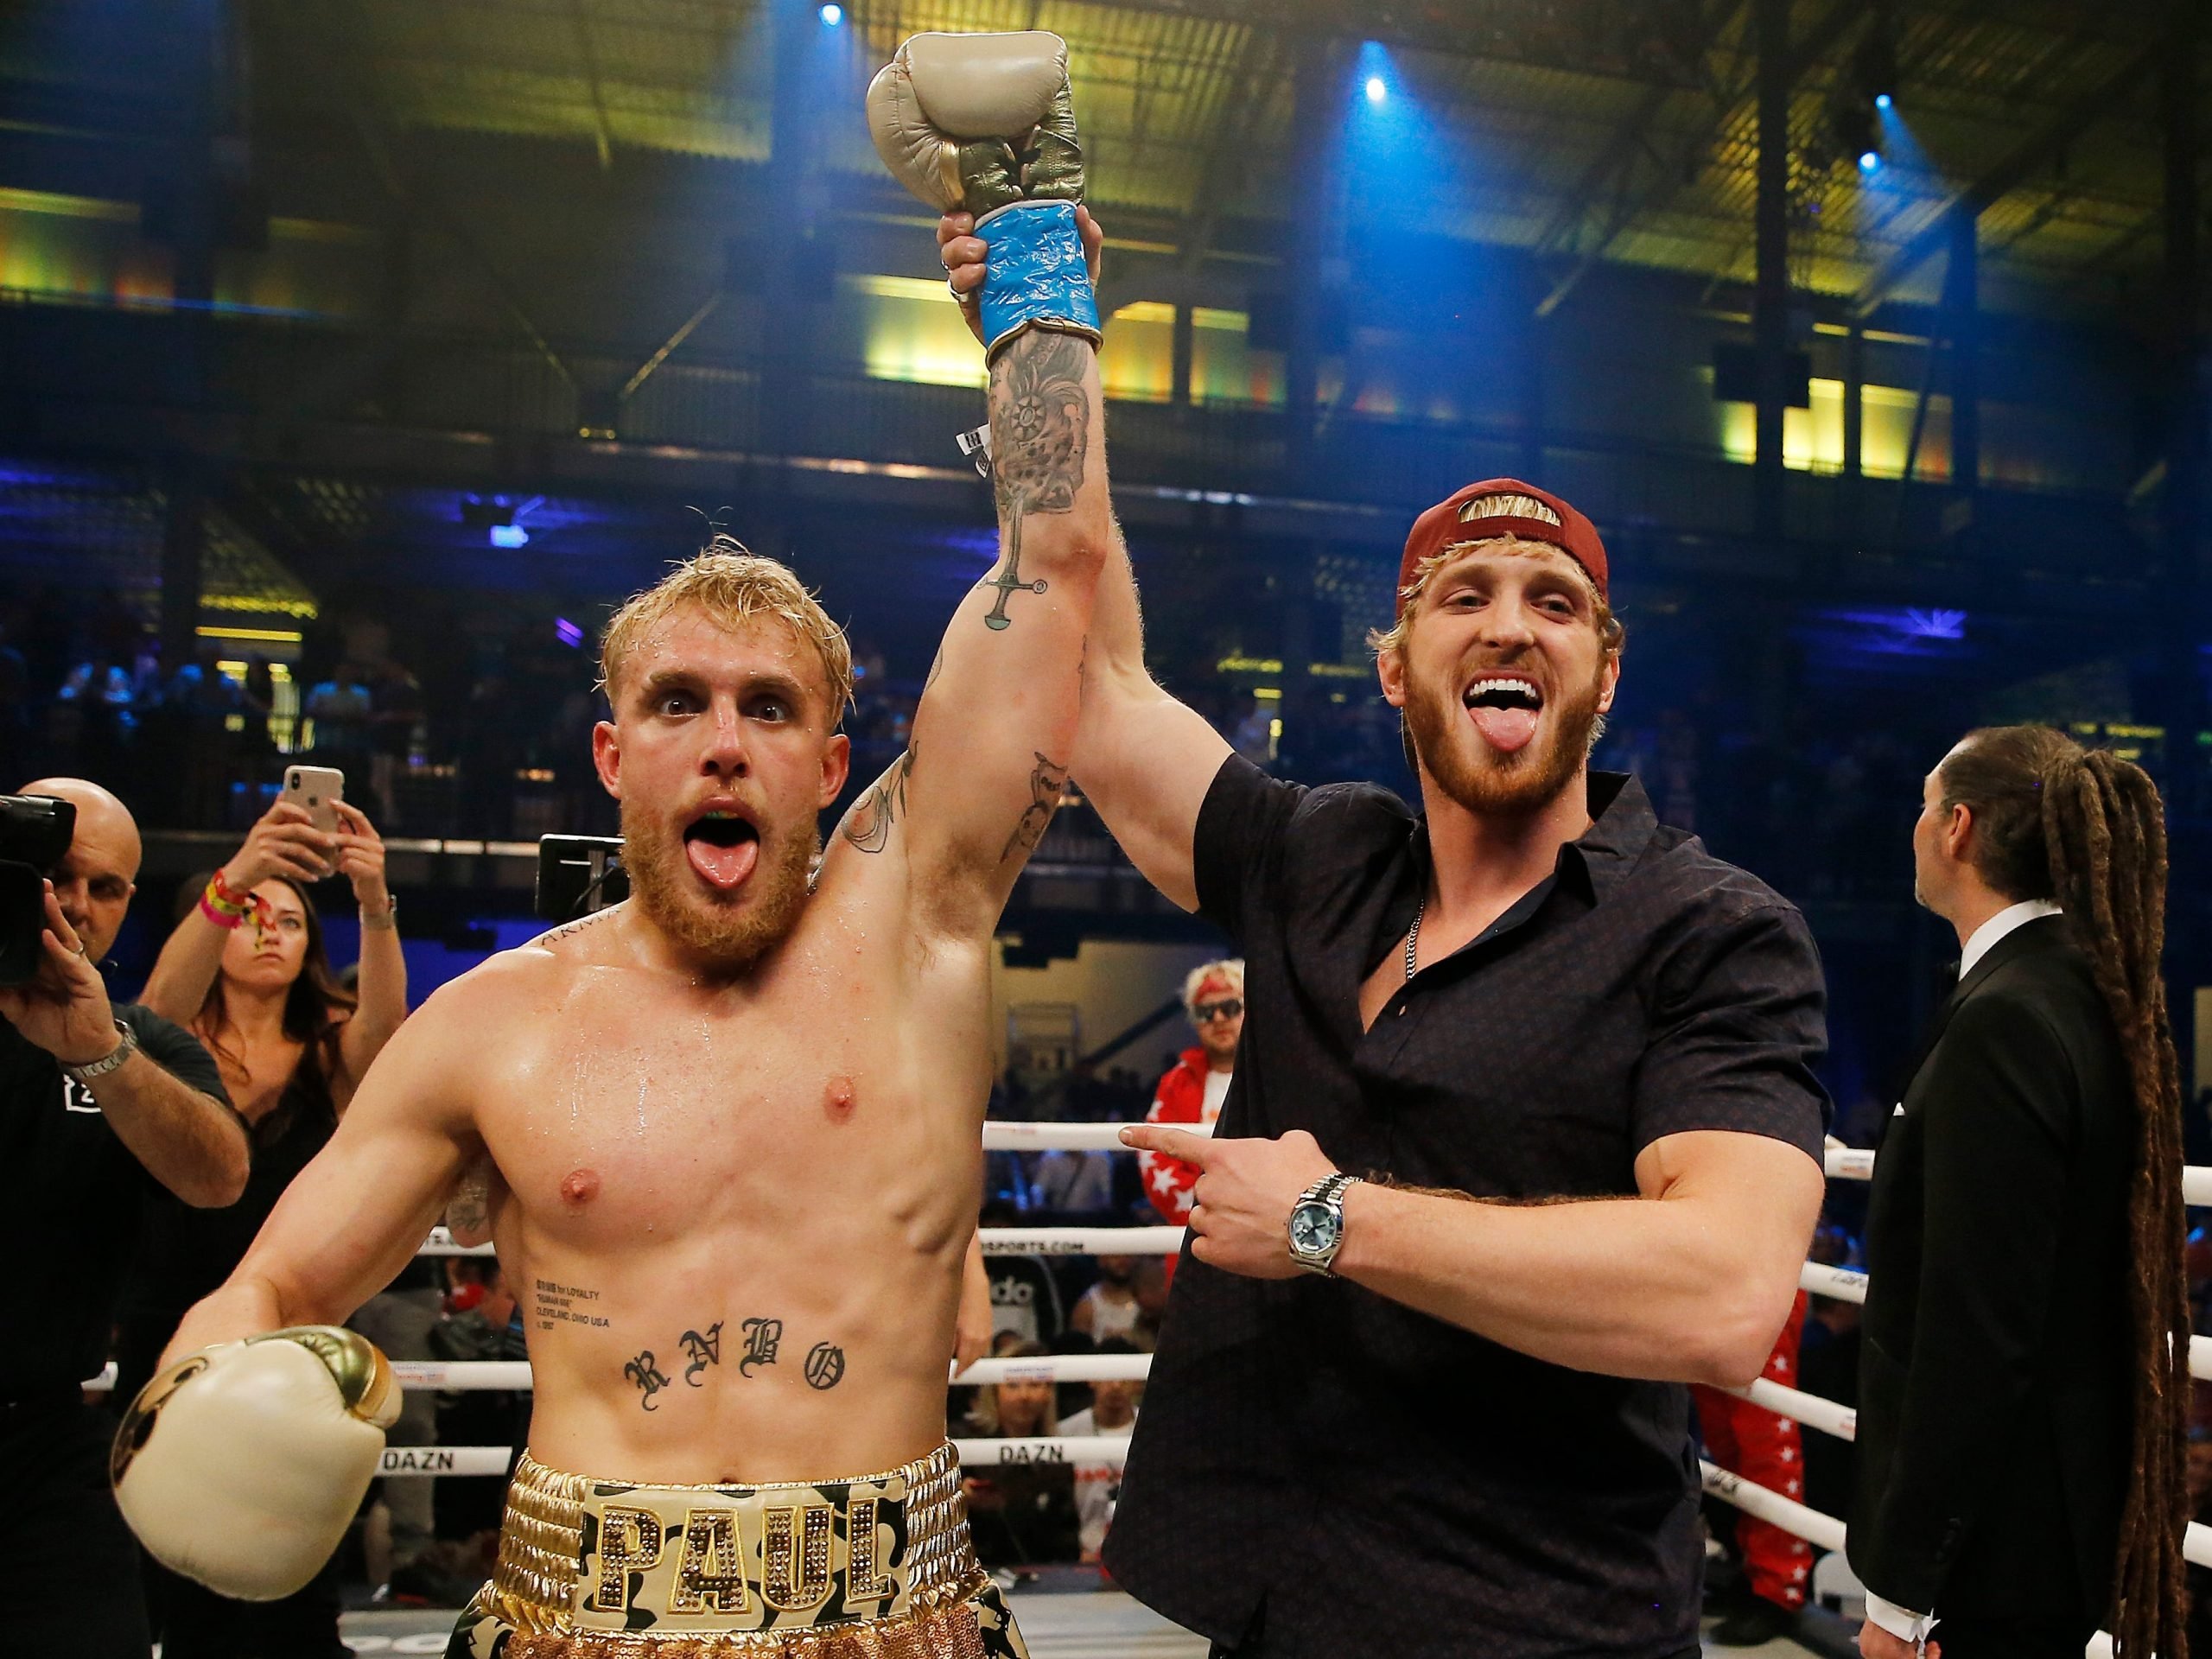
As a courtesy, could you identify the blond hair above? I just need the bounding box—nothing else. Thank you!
[600,535,854,721]
[1366,534,1624,663]
[1182,958,1244,1013]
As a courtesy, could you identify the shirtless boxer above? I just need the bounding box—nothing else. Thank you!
[111,35,1110,1657]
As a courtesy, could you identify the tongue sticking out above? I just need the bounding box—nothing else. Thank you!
[686,834,759,891]
[1470,704,1541,754]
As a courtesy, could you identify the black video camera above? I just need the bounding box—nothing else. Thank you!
[535,834,627,924]
[0,794,77,986]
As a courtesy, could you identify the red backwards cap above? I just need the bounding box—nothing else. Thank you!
[1395,478,1609,616]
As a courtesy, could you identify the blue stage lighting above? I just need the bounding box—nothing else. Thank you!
[1873,92,1893,111]
[490,524,530,549]
[1365,75,1387,105]
[819,3,842,22]
[1858,149,1883,174]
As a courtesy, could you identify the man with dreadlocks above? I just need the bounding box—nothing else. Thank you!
[1852,724,2190,1659]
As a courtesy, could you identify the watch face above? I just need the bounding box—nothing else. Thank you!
[1289,1202,1338,1256]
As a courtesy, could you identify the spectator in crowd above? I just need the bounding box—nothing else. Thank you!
[1695,1292,1814,1644]
[118,793,407,1658]
[1032,1139,1115,1213]
[962,1340,1080,1569]
[424,1258,529,1552]
[1797,1225,1862,1522]
[1071,1254,1144,1343]
[1138,960,1244,1270]
[982,1197,1065,1345]
[367,658,423,826]
[1,777,246,1659]
[1062,1334,1144,1564]
[303,660,373,764]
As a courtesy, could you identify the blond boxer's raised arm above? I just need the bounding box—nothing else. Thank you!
[937,213,1227,915]
[162,968,492,1362]
[836,323,1109,939]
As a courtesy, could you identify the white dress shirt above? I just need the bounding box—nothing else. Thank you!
[1956,898,2063,981]
[1865,898,2062,1643]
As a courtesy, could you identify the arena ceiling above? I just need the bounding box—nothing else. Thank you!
[228,0,2191,317]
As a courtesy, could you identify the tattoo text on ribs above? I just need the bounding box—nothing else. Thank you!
[981,331,1090,632]
[1001,752,1071,863]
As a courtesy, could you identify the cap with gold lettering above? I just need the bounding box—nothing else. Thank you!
[1394,478,1609,615]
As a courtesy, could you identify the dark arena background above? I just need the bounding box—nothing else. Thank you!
[2,1,2208,1654]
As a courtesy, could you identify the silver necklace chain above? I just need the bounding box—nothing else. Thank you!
[1405,898,1425,982]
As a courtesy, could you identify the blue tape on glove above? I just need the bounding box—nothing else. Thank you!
[976,200,1100,358]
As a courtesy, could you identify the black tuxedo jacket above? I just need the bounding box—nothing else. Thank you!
[1849,914,2132,1623]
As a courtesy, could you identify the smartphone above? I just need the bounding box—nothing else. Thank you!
[282,766,346,836]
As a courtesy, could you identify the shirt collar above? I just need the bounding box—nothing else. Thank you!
[1958,899,2063,980]
[1408,770,1656,907]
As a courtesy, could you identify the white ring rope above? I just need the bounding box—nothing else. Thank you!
[375,1438,1129,1480]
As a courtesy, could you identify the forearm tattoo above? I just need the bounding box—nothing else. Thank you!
[982,330,1091,631]
[1001,751,1071,862]
[840,746,916,855]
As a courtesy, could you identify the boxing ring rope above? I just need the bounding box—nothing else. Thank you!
[88,1115,2212,1654]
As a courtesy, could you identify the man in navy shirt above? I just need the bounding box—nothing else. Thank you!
[0,778,246,1657]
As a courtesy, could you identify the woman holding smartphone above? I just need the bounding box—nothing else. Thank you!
[118,790,408,1658]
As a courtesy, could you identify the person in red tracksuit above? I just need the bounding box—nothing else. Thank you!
[1694,1288,1813,1644]
[1139,959,1243,1280]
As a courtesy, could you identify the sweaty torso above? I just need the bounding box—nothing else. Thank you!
[460,856,990,1484]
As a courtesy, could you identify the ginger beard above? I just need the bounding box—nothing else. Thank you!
[621,794,817,973]
[1402,646,1609,817]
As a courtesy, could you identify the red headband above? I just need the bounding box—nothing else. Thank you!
[1395,478,1609,616]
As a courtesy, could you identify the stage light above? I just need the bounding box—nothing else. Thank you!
[819,3,842,22]
[1365,75,1387,105]
[554,617,584,649]
[490,524,530,549]
[1858,149,1882,174]
[1874,92,1893,111]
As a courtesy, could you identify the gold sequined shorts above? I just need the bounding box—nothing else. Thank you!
[446,1442,1027,1658]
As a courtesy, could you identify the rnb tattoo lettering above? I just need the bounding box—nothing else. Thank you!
[739,1317,783,1377]
[804,1342,847,1391]
[982,331,1090,631]
[624,1351,672,1412]
[680,1321,724,1387]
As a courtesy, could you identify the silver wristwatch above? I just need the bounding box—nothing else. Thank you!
[65,1017,138,1084]
[1287,1172,1361,1275]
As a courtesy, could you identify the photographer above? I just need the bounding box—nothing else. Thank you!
[0,777,246,1658]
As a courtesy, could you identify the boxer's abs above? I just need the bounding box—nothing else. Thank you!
[503,1217,967,1484]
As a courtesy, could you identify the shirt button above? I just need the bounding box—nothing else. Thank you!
[1396,1006,1407,1018]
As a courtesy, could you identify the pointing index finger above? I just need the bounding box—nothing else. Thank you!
[1120,1123,1211,1165]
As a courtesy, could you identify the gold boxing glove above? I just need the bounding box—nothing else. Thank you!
[112,1326,401,1600]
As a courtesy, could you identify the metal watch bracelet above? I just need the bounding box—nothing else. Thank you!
[65,1017,138,1084]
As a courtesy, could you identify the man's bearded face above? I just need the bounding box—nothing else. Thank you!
[595,607,846,976]
[1391,543,1616,817]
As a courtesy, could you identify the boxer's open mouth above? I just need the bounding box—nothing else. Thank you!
[683,809,760,891]
[1462,676,1542,753]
